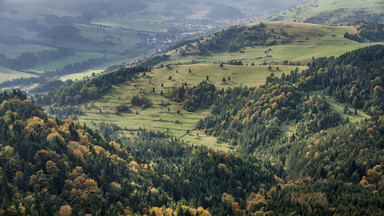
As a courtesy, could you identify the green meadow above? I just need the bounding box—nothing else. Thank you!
[0,66,37,83]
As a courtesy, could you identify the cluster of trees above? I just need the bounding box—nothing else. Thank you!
[97,121,121,136]
[39,25,81,41]
[35,66,148,106]
[195,80,303,153]
[344,21,384,42]
[46,106,84,120]
[0,48,73,70]
[178,23,293,55]
[131,95,152,109]
[167,81,216,111]
[136,55,170,68]
[30,80,66,94]
[226,60,243,66]
[115,104,132,115]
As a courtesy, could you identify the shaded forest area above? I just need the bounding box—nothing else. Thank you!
[344,21,384,43]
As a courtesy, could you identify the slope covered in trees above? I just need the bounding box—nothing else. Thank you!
[344,21,384,43]
[0,90,280,215]
[35,66,148,107]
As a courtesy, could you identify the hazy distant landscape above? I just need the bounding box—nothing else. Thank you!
[0,0,306,86]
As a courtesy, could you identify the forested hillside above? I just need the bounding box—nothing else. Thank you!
[0,90,280,215]
[2,46,384,215]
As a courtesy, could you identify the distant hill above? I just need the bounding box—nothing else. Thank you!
[265,0,384,25]
[173,22,293,55]
[161,22,384,67]
[206,3,244,19]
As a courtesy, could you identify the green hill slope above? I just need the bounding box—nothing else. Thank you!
[33,22,384,151]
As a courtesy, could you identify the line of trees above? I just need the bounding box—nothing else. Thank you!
[0,48,74,70]
[35,66,148,106]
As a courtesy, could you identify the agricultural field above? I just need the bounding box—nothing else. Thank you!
[0,66,37,83]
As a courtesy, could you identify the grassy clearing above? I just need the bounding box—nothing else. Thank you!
[60,69,103,82]
[308,91,370,122]
[325,96,370,123]
[151,64,307,89]
[0,44,56,59]
[0,66,37,83]
[76,24,108,43]
[182,130,234,153]
[26,52,120,73]
[280,120,297,137]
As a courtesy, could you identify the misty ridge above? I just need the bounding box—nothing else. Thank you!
[1,0,307,18]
